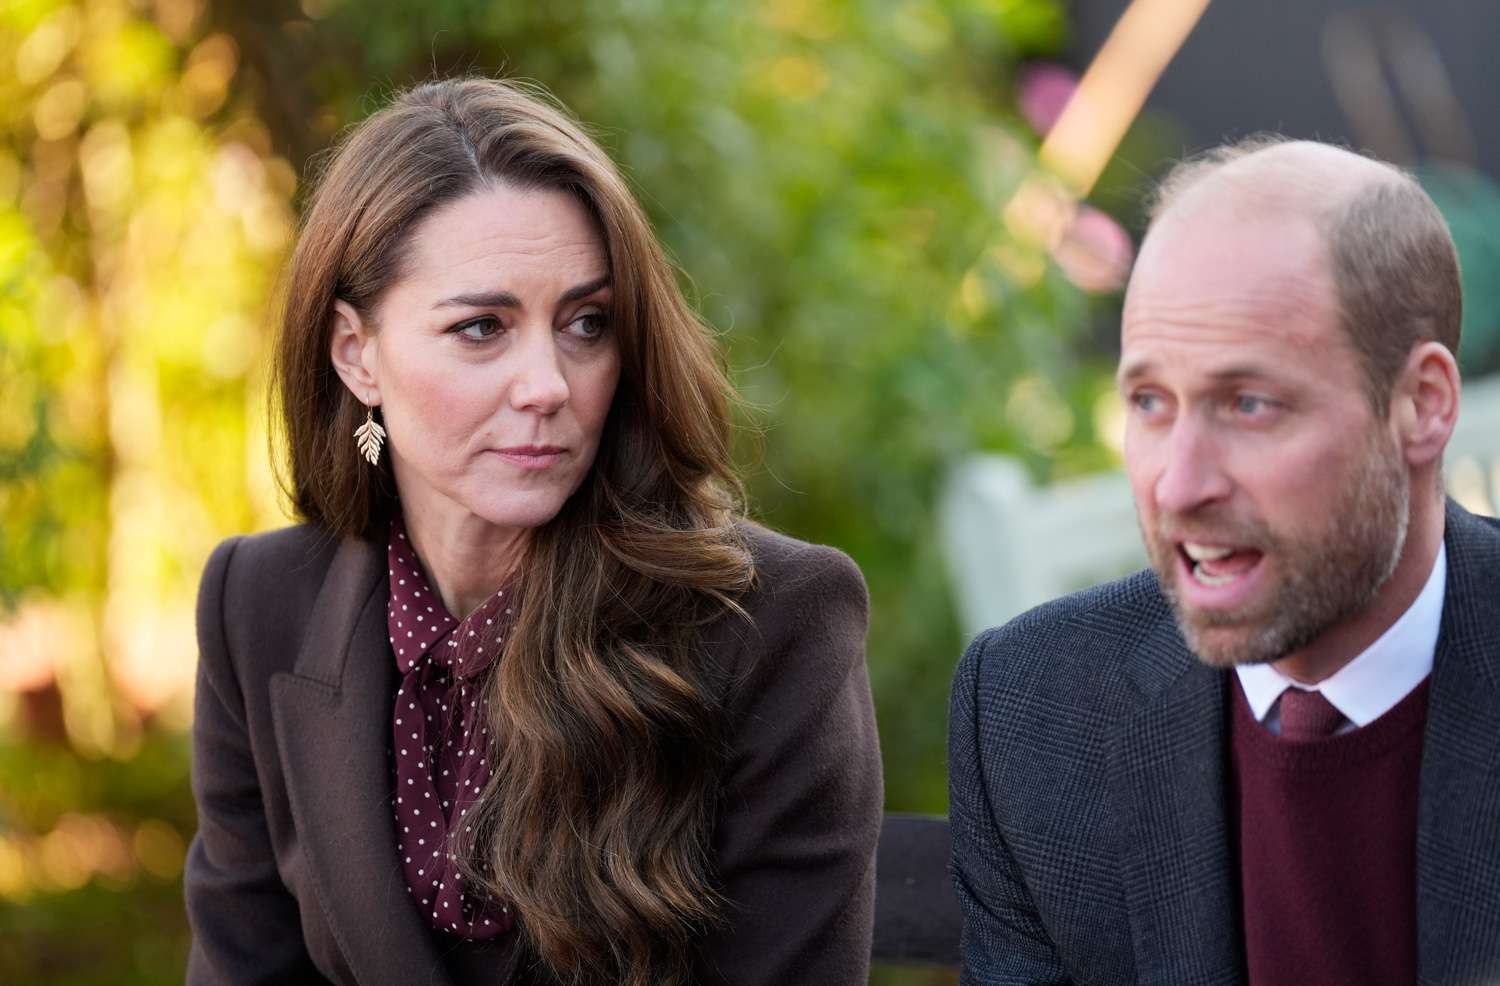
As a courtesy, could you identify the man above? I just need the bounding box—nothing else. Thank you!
[949,137,1500,985]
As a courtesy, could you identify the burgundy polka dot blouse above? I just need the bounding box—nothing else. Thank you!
[387,515,515,939]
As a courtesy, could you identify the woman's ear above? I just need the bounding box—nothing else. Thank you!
[330,299,381,405]
[1392,340,1460,470]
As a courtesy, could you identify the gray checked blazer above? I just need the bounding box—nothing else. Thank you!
[949,499,1500,985]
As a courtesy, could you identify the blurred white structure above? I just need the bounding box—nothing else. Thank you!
[941,374,1500,640]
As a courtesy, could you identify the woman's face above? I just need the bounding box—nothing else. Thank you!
[332,183,620,535]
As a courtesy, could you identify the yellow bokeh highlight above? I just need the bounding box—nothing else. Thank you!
[40,827,91,891]
[133,820,186,880]
[1006,374,1075,451]
[0,813,167,901]
[0,837,28,901]
[15,7,83,85]
[890,2,952,54]
[81,17,175,110]
[79,117,133,213]
[178,33,236,118]
[151,0,206,45]
[758,0,841,40]
[958,267,990,321]
[763,54,829,101]
[1093,387,1127,459]
[300,0,343,22]
[5,0,295,755]
[0,151,22,203]
[986,240,1045,290]
[34,77,88,139]
[0,597,94,693]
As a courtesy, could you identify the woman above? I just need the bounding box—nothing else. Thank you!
[184,78,881,986]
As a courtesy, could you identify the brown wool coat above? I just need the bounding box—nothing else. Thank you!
[184,520,882,986]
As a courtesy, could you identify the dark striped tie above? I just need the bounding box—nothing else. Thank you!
[1278,688,1346,739]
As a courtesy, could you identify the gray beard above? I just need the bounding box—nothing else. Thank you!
[1145,429,1411,668]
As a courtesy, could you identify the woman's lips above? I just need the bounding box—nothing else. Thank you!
[492,446,566,470]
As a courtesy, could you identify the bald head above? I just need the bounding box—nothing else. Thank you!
[1135,137,1461,412]
[1150,138,1398,226]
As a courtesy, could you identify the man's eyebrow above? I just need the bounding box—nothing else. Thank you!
[1205,364,1276,383]
[432,275,611,311]
[1116,359,1154,387]
[1117,359,1281,387]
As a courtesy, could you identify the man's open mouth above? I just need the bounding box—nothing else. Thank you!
[1180,541,1264,587]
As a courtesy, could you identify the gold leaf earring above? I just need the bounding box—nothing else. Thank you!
[354,396,385,465]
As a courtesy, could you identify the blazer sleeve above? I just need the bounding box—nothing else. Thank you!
[949,630,1072,985]
[694,544,882,986]
[184,537,326,985]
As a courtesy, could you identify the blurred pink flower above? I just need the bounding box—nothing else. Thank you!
[1019,62,1078,136]
[1052,205,1135,293]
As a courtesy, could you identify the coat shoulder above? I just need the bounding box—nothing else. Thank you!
[198,523,348,688]
[215,523,345,629]
[728,518,868,634]
[734,518,862,590]
[956,568,1172,716]
[220,523,344,585]
[710,520,868,701]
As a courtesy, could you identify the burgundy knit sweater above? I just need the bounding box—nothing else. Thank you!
[1229,677,1430,986]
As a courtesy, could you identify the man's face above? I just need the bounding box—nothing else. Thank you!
[1118,207,1410,667]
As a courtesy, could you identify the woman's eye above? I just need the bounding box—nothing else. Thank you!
[452,316,501,342]
[566,312,609,340]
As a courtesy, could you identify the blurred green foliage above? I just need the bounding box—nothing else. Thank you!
[2,0,1130,981]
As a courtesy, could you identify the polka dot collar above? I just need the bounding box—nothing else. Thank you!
[386,514,516,939]
[387,517,512,682]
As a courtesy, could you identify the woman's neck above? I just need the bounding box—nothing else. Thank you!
[400,504,527,620]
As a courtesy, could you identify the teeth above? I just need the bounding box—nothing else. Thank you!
[1183,542,1235,562]
[1192,568,1239,587]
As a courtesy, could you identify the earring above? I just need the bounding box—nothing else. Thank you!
[354,396,386,465]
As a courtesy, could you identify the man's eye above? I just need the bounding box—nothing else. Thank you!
[452,316,501,342]
[1131,392,1163,413]
[1234,395,1272,415]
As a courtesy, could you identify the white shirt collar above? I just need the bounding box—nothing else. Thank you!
[1235,541,1445,729]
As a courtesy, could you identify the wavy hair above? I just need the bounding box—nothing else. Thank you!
[271,77,754,986]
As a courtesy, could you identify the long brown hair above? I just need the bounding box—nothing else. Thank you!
[272,77,754,986]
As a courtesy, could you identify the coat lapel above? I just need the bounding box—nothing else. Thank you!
[268,535,463,986]
[1112,615,1243,986]
[1416,502,1500,983]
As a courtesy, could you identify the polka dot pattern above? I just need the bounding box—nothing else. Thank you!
[387,515,514,939]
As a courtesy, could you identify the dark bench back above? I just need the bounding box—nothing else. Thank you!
[873,813,962,968]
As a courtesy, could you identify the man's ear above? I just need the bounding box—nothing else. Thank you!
[1391,340,1459,469]
[329,299,381,405]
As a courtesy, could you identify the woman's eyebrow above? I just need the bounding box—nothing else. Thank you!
[432,275,610,311]
[558,274,610,303]
[433,290,519,310]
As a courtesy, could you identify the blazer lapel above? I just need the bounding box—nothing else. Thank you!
[1112,616,1243,986]
[269,535,462,986]
[1416,502,1500,983]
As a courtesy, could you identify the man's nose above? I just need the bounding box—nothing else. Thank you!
[508,330,570,413]
[1153,418,1232,515]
